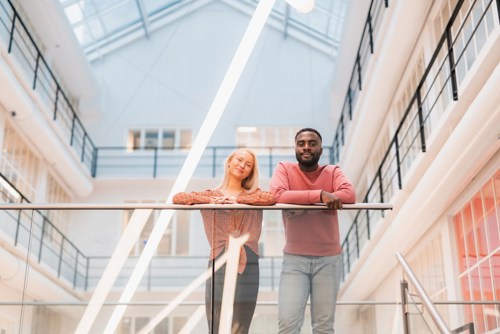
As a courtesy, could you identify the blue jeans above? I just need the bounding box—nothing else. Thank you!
[278,253,342,334]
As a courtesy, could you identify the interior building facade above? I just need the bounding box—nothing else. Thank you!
[0,0,498,333]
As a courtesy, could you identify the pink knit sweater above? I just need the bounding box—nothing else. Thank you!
[270,162,356,256]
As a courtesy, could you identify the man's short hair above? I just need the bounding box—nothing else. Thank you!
[295,128,323,141]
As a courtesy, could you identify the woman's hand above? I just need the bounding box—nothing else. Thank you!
[211,196,237,204]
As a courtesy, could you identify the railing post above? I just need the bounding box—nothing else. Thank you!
[33,54,40,90]
[58,238,64,277]
[53,86,60,120]
[365,210,372,240]
[400,280,410,334]
[348,88,353,120]
[70,116,76,146]
[368,11,374,54]
[14,209,22,246]
[416,89,427,153]
[378,169,384,204]
[394,137,402,189]
[497,0,500,21]
[346,239,351,272]
[81,134,87,163]
[340,116,345,146]
[8,13,16,53]
[445,25,459,101]
[378,169,385,218]
[153,147,158,178]
[38,217,46,263]
[356,53,362,90]
[73,251,79,288]
[85,257,90,291]
[365,195,371,240]
[354,219,359,258]
[91,147,98,177]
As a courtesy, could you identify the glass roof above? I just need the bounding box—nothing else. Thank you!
[59,0,348,60]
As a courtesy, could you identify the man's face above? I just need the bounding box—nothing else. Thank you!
[295,131,322,168]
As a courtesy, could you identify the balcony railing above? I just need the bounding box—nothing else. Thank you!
[331,0,390,163]
[92,146,334,178]
[0,0,97,172]
[340,0,498,279]
[0,198,391,292]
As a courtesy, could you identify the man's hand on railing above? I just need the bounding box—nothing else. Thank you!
[320,191,343,209]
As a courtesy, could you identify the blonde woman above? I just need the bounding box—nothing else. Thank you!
[173,148,275,334]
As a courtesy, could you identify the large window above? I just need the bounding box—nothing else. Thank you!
[453,169,500,333]
[127,128,192,151]
[0,124,40,200]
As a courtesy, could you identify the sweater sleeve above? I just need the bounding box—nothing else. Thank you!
[172,190,213,204]
[270,162,323,204]
[237,189,276,206]
[331,166,356,204]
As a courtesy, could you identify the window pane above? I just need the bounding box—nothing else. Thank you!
[180,129,192,149]
[145,130,158,149]
[483,179,500,251]
[472,192,488,257]
[162,130,175,149]
[453,214,467,271]
[128,130,141,150]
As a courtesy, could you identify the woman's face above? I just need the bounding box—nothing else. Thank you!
[228,150,254,181]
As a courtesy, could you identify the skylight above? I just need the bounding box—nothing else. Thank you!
[59,0,348,60]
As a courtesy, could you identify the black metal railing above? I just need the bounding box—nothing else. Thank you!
[0,173,88,289]
[341,0,498,278]
[0,0,97,172]
[92,146,334,178]
[331,0,390,163]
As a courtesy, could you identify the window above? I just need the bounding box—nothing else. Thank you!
[453,170,500,333]
[161,130,175,149]
[126,128,191,151]
[127,130,141,151]
[0,123,40,200]
[145,130,159,149]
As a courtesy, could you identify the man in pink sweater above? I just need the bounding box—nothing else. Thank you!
[270,128,356,334]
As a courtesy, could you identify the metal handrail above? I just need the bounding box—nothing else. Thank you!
[396,252,452,334]
[0,202,393,210]
[0,300,494,306]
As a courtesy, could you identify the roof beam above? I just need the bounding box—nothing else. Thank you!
[135,0,150,37]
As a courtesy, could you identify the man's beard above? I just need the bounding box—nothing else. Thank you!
[296,152,320,167]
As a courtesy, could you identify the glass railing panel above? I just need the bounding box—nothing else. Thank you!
[1,204,399,333]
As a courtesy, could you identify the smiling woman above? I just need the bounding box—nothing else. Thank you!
[172,148,275,334]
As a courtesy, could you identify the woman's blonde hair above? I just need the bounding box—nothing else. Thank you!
[216,148,260,193]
